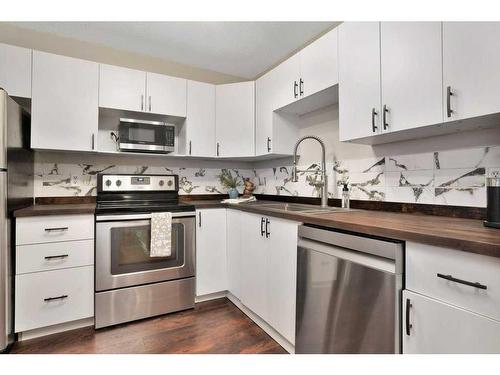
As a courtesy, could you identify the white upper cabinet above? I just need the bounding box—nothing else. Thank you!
[31,51,98,152]
[299,28,339,98]
[215,81,255,157]
[99,64,146,112]
[146,72,186,117]
[380,22,443,133]
[185,80,216,157]
[99,64,187,116]
[338,22,382,141]
[272,54,301,110]
[443,22,500,122]
[0,43,32,98]
[255,71,275,156]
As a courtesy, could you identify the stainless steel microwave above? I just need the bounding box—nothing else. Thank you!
[118,118,175,153]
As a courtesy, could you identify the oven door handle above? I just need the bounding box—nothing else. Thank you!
[96,212,196,221]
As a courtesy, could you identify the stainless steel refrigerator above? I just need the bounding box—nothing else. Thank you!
[0,88,33,353]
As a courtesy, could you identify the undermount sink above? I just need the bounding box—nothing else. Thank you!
[256,202,352,214]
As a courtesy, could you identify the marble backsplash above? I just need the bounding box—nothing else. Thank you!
[34,145,500,207]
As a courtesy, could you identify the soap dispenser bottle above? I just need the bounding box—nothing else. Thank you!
[342,183,350,209]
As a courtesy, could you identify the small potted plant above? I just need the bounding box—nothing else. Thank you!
[217,169,242,199]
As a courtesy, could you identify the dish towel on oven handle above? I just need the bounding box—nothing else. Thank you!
[150,212,172,257]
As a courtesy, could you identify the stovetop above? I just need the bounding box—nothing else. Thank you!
[95,200,195,215]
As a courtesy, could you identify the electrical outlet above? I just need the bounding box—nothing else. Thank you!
[71,175,80,186]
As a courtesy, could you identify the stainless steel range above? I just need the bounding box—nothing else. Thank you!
[94,174,196,329]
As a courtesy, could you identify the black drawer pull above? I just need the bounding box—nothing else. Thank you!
[44,254,69,260]
[405,298,412,336]
[44,227,69,232]
[437,273,487,290]
[44,295,68,302]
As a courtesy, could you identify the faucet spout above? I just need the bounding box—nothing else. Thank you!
[291,136,328,207]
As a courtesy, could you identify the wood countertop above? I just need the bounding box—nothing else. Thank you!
[13,199,500,258]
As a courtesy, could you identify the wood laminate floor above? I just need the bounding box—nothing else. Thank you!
[10,298,287,354]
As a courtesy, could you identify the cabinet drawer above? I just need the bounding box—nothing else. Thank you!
[15,266,94,332]
[16,214,94,245]
[16,240,94,274]
[406,242,500,321]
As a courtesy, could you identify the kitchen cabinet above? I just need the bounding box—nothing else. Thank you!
[443,22,500,122]
[0,43,32,98]
[99,64,187,116]
[31,51,98,152]
[195,209,227,296]
[184,80,216,157]
[226,209,242,299]
[338,22,382,141]
[298,28,338,99]
[272,54,301,110]
[146,72,187,117]
[403,290,500,354]
[240,212,298,344]
[380,22,443,132]
[215,81,255,157]
[99,64,146,112]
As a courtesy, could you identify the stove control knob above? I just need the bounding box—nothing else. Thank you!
[116,180,122,187]
[105,180,111,187]
[159,180,165,187]
[167,180,173,187]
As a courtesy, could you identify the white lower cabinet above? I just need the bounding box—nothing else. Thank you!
[226,210,242,299]
[195,208,227,296]
[239,212,298,344]
[403,290,500,354]
[15,266,94,333]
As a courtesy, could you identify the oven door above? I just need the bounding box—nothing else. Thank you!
[95,212,195,292]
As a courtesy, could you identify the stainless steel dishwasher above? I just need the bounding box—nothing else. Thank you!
[296,224,404,354]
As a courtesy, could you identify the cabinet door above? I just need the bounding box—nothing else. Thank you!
[195,209,227,296]
[443,22,500,121]
[380,22,443,132]
[267,217,298,344]
[185,80,216,157]
[403,290,500,354]
[31,51,98,152]
[338,22,381,141]
[255,71,274,156]
[0,43,31,98]
[272,54,301,110]
[226,209,241,299]
[240,213,268,320]
[215,81,255,157]
[299,28,338,98]
[99,64,146,112]
[146,72,186,117]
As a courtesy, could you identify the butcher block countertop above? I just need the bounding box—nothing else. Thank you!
[13,199,500,258]
[191,200,500,258]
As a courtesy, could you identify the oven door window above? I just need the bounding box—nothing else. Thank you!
[110,222,184,275]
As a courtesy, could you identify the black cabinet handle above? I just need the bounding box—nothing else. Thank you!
[293,81,298,98]
[44,254,69,260]
[382,104,389,130]
[91,133,95,150]
[189,141,192,155]
[44,295,68,302]
[216,142,220,157]
[266,137,271,153]
[260,217,266,237]
[437,273,487,290]
[265,218,270,238]
[44,227,69,232]
[299,78,304,96]
[371,108,378,132]
[198,212,202,227]
[406,298,412,336]
[446,86,454,118]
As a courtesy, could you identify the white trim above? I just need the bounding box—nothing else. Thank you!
[17,317,94,341]
[195,291,227,303]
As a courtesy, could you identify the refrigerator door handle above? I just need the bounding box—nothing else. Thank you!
[0,90,7,170]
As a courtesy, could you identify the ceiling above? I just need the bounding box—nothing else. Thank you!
[11,22,337,79]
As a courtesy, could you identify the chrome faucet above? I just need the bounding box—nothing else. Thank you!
[291,136,329,207]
